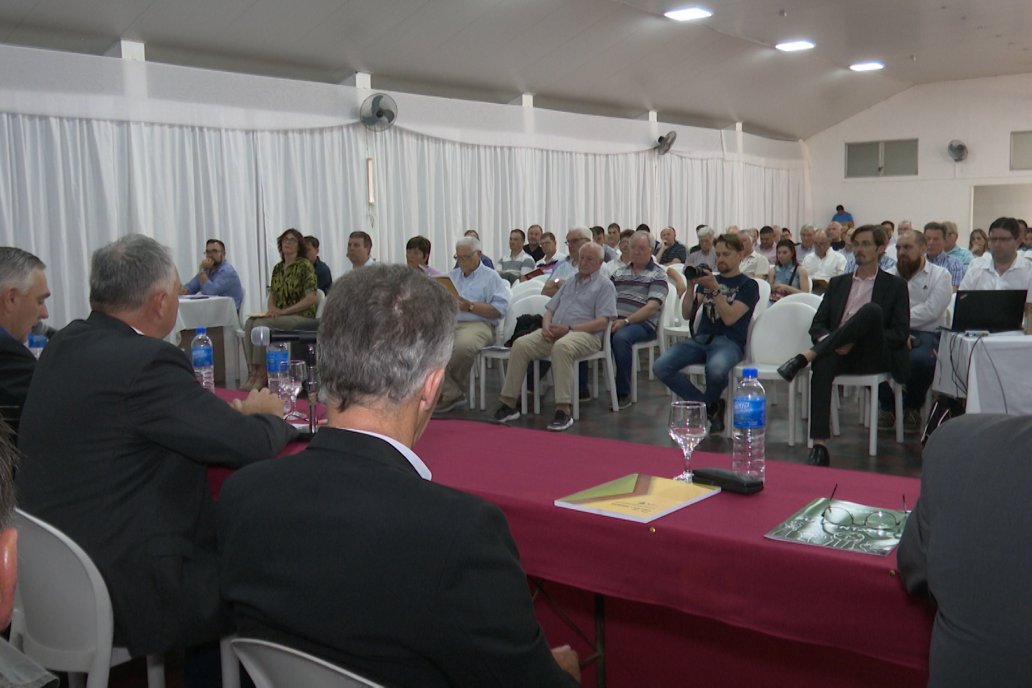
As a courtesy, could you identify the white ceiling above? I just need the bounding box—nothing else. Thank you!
[2,0,1031,140]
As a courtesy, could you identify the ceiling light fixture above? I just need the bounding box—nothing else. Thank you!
[775,40,815,52]
[849,61,884,72]
[664,7,713,22]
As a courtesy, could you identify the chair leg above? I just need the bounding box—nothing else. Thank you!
[867,384,878,456]
[788,379,797,447]
[145,654,165,688]
[630,355,638,403]
[468,364,476,410]
[479,356,488,411]
[534,361,542,415]
[830,389,841,436]
[606,356,619,413]
[572,363,580,420]
[894,382,905,443]
[648,347,655,380]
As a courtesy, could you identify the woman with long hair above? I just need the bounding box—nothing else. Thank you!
[769,238,810,301]
[969,228,988,258]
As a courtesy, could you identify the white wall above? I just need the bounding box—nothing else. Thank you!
[806,72,1032,239]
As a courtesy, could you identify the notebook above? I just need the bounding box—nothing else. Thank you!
[950,289,1027,332]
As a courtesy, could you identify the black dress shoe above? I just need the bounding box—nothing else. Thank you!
[777,354,809,383]
[807,444,830,467]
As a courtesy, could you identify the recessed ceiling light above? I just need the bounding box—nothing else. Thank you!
[850,61,884,72]
[664,7,713,22]
[775,40,815,52]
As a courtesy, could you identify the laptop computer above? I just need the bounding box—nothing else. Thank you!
[950,289,1028,333]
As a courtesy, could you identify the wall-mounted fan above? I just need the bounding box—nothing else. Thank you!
[947,139,968,162]
[654,131,677,155]
[360,93,398,132]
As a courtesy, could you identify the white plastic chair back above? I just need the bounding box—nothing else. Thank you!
[773,291,822,310]
[315,289,327,318]
[752,278,771,321]
[747,302,818,365]
[501,294,550,343]
[232,638,384,688]
[509,279,546,305]
[11,509,118,686]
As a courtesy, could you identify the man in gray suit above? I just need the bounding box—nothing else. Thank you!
[898,414,1032,686]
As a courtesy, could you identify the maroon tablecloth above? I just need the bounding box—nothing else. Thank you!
[412,419,932,678]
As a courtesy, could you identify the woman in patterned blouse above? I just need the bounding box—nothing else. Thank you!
[242,228,318,389]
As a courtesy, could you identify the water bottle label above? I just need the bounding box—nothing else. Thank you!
[191,346,213,368]
[266,348,289,376]
[733,397,765,429]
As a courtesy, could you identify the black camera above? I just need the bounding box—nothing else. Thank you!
[682,264,712,280]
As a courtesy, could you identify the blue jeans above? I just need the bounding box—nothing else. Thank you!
[652,335,744,405]
[880,330,939,411]
[612,322,656,398]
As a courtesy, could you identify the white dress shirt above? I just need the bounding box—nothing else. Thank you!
[959,255,1032,303]
[801,249,847,281]
[890,259,952,331]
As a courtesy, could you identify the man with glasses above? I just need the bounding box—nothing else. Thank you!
[542,227,592,297]
[801,228,847,294]
[435,237,509,414]
[610,231,668,409]
[777,225,910,467]
[959,217,1032,300]
[180,238,244,309]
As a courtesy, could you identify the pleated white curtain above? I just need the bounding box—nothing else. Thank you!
[0,113,806,327]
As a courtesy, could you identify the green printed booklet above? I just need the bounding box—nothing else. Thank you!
[765,497,909,557]
[555,473,720,523]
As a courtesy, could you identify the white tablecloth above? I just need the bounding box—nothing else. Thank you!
[933,331,1032,413]
[169,296,240,345]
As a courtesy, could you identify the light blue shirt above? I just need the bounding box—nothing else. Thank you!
[448,261,509,324]
[549,257,578,285]
[183,261,244,310]
[948,245,974,268]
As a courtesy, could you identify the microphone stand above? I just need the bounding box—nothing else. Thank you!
[306,344,319,435]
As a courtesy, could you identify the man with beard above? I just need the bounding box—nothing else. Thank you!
[878,230,951,434]
[777,225,910,466]
[180,239,244,309]
[653,233,758,434]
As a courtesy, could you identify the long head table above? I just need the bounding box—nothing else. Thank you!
[413,419,931,679]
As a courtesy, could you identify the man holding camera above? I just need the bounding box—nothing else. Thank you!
[653,233,759,433]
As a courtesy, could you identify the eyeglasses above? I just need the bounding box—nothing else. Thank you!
[820,484,908,536]
[566,238,589,245]
[453,253,477,261]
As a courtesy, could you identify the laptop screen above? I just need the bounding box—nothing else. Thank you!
[950,289,1028,332]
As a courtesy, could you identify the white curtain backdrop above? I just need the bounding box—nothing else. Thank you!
[0,113,807,327]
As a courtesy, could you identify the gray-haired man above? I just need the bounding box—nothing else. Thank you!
[0,247,50,433]
[218,264,580,687]
[18,234,293,659]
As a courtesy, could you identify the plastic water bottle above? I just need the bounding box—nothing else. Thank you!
[266,342,290,402]
[27,333,47,359]
[732,368,766,482]
[190,327,215,392]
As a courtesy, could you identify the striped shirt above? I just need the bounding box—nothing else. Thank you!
[927,251,966,287]
[610,260,669,329]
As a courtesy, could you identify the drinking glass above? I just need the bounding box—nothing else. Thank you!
[667,400,708,482]
[283,360,307,418]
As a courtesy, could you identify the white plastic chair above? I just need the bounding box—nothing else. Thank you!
[477,295,550,411]
[772,291,822,310]
[315,288,327,318]
[627,296,671,403]
[732,302,816,446]
[809,373,904,456]
[509,279,547,305]
[531,321,619,419]
[10,509,238,688]
[232,638,384,688]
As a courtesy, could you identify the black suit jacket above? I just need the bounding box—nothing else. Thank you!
[217,428,577,688]
[898,415,1032,687]
[809,269,910,382]
[17,311,296,656]
[0,330,35,434]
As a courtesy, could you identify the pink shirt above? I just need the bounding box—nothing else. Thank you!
[842,271,877,324]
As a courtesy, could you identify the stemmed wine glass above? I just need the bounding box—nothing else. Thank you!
[668,400,708,482]
[283,360,307,418]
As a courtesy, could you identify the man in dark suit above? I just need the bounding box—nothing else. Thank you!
[218,264,580,687]
[777,224,909,465]
[17,234,293,661]
[898,414,1032,686]
[0,247,50,435]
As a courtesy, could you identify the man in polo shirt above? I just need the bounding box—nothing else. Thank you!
[492,243,616,432]
[653,233,759,434]
[524,224,545,263]
[879,229,952,434]
[303,235,334,293]
[924,222,966,291]
[181,239,244,310]
[610,231,669,409]
[959,216,1032,301]
[497,229,537,283]
[737,230,771,280]
[943,221,973,269]
[435,236,509,414]
[532,232,564,276]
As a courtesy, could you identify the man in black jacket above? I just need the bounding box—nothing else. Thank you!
[218,264,580,687]
[777,225,909,466]
[17,234,293,659]
[0,247,49,436]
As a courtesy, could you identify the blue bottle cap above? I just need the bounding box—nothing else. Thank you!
[742,368,758,378]
[196,327,207,335]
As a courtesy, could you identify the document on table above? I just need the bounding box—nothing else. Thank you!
[765,497,909,557]
[555,473,720,524]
